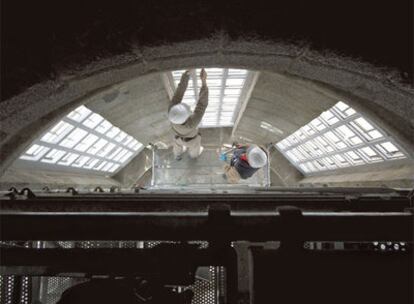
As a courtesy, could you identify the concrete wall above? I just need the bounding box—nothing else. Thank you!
[113,148,152,188]
[233,72,338,145]
[0,166,119,191]
[300,160,414,188]
[269,148,304,186]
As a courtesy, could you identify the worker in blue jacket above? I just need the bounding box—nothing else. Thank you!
[223,144,268,183]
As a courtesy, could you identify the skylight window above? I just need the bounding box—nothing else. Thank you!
[170,68,250,128]
[276,101,408,175]
[19,105,144,174]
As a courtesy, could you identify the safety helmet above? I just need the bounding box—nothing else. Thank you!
[246,145,268,168]
[168,104,191,124]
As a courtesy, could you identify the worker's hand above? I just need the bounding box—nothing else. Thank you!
[200,68,207,83]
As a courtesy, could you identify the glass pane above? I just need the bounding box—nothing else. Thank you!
[358,146,383,162]
[106,127,121,138]
[20,145,50,161]
[58,153,79,166]
[87,138,109,155]
[41,149,66,164]
[59,128,88,148]
[73,133,99,152]
[67,105,92,122]
[375,142,405,159]
[82,113,104,129]
[41,121,74,144]
[71,155,90,167]
[83,158,100,169]
[95,120,113,134]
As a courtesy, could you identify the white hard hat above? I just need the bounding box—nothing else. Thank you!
[168,104,191,124]
[247,145,268,168]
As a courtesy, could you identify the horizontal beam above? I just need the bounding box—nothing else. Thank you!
[1,212,412,241]
[0,194,410,212]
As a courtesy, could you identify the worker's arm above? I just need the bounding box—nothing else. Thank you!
[171,71,191,106]
[186,69,208,128]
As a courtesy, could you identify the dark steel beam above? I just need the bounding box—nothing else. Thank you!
[1,212,412,241]
[0,194,410,212]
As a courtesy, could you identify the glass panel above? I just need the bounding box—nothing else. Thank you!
[82,113,104,129]
[106,127,121,138]
[310,118,326,131]
[41,149,66,164]
[335,125,363,146]
[83,158,100,169]
[375,142,405,159]
[106,146,123,160]
[73,133,99,152]
[20,144,50,161]
[119,151,133,163]
[59,128,88,148]
[41,121,74,144]
[226,78,244,86]
[324,131,347,149]
[58,153,79,166]
[276,100,407,175]
[345,151,364,165]
[112,149,129,162]
[102,162,115,172]
[358,146,383,162]
[171,68,248,128]
[67,105,92,122]
[320,110,340,125]
[87,138,109,155]
[334,101,356,117]
[108,163,120,173]
[71,155,90,168]
[96,142,116,157]
[18,104,144,173]
[95,120,113,134]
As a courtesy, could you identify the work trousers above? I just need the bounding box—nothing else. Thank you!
[173,135,202,158]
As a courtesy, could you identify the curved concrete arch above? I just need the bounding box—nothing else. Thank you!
[1,38,413,175]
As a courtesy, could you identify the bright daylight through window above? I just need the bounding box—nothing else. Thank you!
[276,101,408,175]
[171,68,249,128]
[19,105,143,174]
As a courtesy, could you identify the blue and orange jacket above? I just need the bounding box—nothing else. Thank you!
[230,146,259,179]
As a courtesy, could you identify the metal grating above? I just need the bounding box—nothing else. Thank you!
[19,276,30,304]
[189,266,217,304]
[0,276,15,304]
[1,241,222,304]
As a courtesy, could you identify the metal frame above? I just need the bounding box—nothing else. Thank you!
[1,193,412,241]
[1,197,412,304]
[276,102,411,175]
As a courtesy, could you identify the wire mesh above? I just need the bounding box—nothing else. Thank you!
[1,241,222,304]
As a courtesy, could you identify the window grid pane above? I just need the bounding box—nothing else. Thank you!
[171,68,249,128]
[275,101,408,175]
[19,105,144,174]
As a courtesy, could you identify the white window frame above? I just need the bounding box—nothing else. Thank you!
[276,101,410,175]
[18,105,144,175]
[168,68,251,128]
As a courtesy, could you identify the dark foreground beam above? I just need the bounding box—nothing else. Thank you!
[1,212,412,241]
[0,193,410,212]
